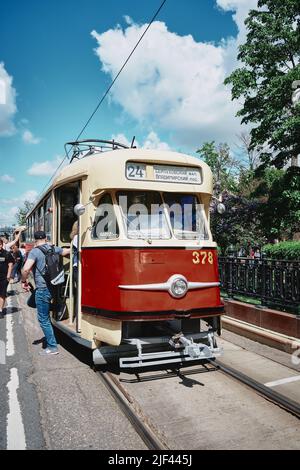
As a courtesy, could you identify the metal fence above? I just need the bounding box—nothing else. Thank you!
[218,257,300,314]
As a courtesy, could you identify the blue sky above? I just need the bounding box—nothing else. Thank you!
[0,0,257,226]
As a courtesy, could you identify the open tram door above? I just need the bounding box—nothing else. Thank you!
[54,181,82,332]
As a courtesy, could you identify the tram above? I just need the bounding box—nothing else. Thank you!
[26,139,224,367]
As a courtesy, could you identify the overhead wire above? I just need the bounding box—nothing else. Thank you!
[37,0,167,200]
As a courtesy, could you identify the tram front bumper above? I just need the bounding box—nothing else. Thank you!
[93,331,222,368]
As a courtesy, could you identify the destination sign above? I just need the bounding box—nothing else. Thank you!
[153,165,201,184]
[126,162,202,184]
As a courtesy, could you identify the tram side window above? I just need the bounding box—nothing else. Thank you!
[30,216,33,241]
[59,188,78,243]
[27,217,32,242]
[34,211,38,232]
[38,206,44,230]
[44,196,52,241]
[92,193,119,240]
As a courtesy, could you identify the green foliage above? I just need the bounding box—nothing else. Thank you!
[225,0,300,169]
[262,241,300,260]
[236,168,257,197]
[211,192,266,254]
[252,167,284,198]
[196,141,240,192]
[258,167,300,238]
[16,200,34,225]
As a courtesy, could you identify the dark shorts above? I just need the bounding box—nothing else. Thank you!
[0,279,9,298]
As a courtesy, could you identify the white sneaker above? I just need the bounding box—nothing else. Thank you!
[39,348,59,356]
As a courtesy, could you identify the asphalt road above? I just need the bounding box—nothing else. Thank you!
[0,285,45,450]
[0,284,146,450]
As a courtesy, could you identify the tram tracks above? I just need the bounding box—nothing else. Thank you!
[97,357,300,450]
[98,371,169,450]
[212,359,300,419]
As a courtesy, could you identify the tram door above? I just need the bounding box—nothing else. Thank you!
[55,182,80,326]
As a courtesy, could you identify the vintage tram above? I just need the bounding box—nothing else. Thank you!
[26,139,224,367]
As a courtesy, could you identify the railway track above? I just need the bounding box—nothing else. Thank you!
[97,356,300,450]
[98,370,169,450]
[212,359,300,419]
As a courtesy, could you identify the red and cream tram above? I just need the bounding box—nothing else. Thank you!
[26,139,224,367]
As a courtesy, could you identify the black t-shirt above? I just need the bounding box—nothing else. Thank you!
[0,249,14,281]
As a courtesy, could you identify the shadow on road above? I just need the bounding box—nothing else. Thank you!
[53,327,93,367]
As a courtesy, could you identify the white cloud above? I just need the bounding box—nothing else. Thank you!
[27,156,63,176]
[112,131,170,150]
[0,206,19,226]
[0,190,38,225]
[1,174,15,183]
[124,15,133,26]
[216,0,258,41]
[0,62,17,136]
[22,129,41,145]
[91,1,258,148]
[22,190,38,203]
[112,133,138,148]
[0,190,38,206]
[142,131,170,150]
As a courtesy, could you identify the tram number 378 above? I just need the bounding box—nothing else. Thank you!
[192,251,214,265]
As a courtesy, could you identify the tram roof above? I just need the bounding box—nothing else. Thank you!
[55,148,212,189]
[29,149,213,216]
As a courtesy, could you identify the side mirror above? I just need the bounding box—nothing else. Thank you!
[74,204,86,217]
[217,203,226,215]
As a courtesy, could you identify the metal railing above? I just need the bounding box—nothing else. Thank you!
[218,257,300,314]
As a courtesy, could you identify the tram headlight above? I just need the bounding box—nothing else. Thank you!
[170,277,188,298]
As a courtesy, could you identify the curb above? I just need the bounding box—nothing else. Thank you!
[222,316,300,354]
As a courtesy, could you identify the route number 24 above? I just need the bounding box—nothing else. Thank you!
[192,251,214,265]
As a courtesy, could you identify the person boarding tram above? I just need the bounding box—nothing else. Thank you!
[21,231,70,356]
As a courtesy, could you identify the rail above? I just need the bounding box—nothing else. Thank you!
[98,371,168,450]
[218,257,300,314]
[212,359,300,418]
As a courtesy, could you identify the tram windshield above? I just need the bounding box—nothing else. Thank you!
[117,191,171,240]
[163,193,209,240]
[117,191,209,240]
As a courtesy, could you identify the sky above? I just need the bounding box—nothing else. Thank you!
[0,0,258,226]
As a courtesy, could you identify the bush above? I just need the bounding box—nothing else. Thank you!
[262,241,300,260]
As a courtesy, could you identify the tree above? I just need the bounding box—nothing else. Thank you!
[196,141,241,193]
[257,167,300,240]
[236,132,262,171]
[225,0,300,169]
[16,200,34,225]
[210,192,266,253]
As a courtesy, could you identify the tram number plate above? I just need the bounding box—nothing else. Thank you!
[126,163,146,180]
[192,251,214,265]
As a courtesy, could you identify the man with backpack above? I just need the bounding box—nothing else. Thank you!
[21,231,70,356]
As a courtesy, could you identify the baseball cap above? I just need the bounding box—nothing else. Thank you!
[34,230,47,240]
